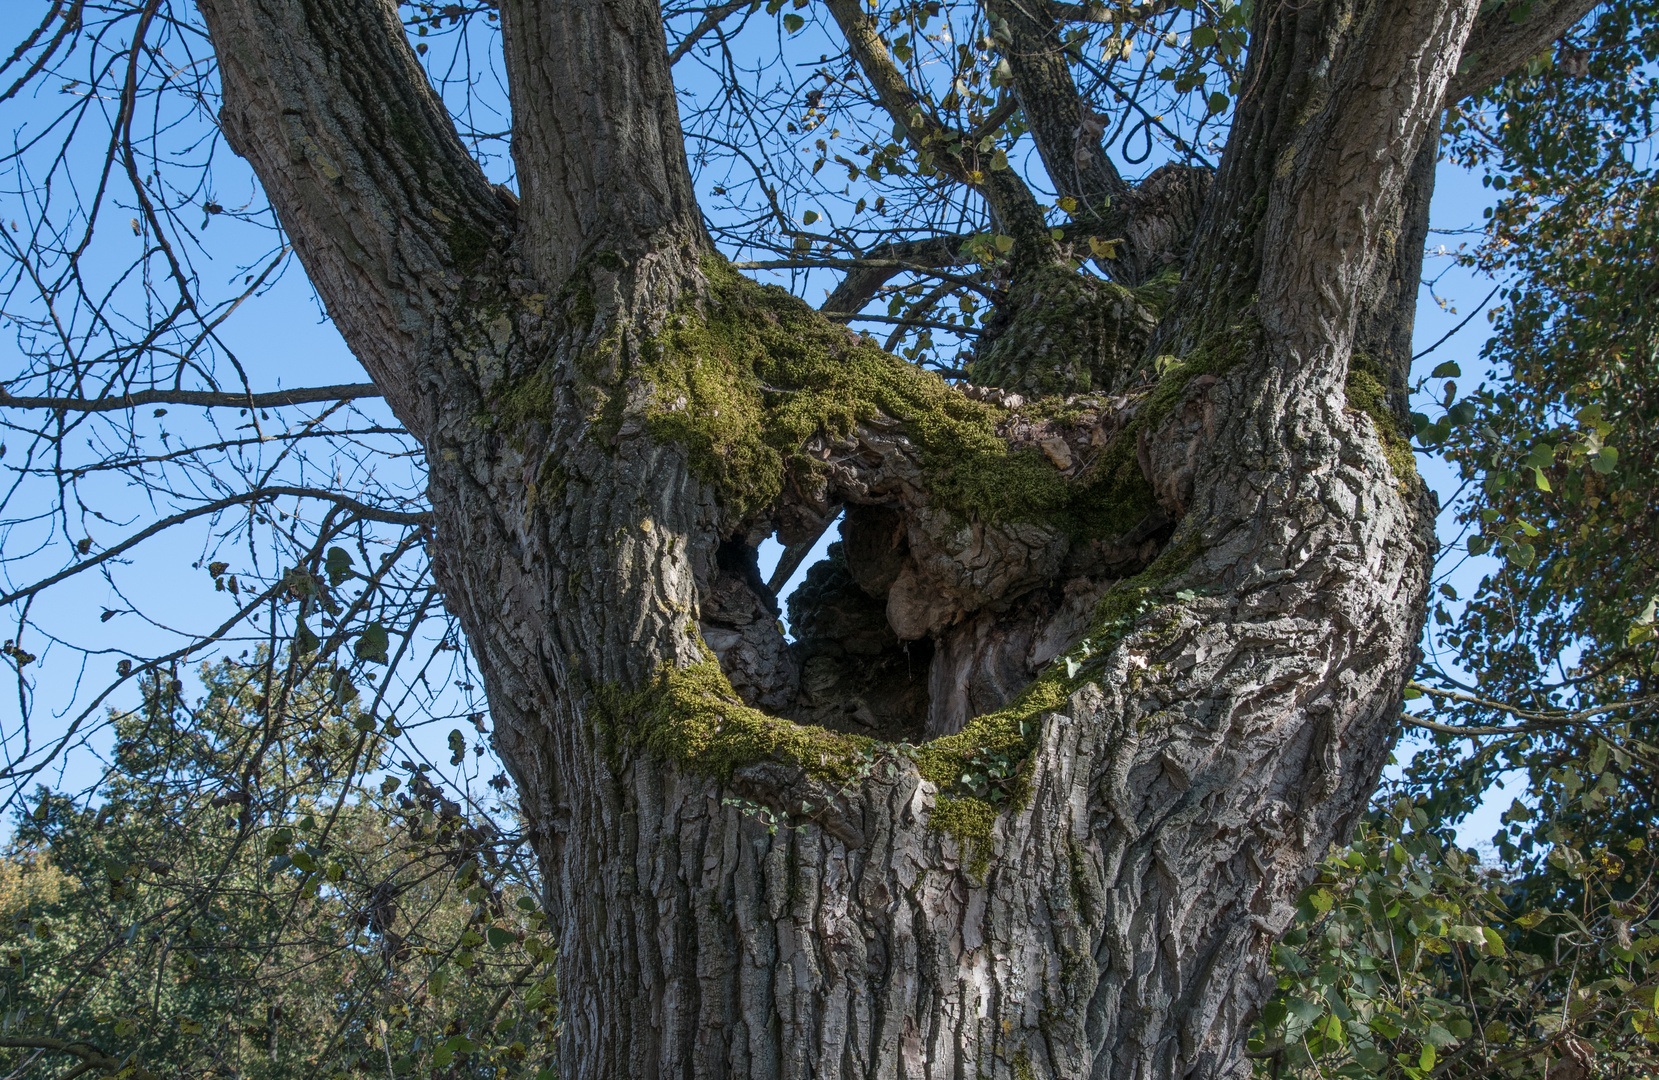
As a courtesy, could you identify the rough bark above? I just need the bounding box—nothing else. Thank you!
[187,0,1577,1077]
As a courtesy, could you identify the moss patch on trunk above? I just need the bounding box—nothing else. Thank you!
[914,532,1205,871]
[596,641,875,784]
[1343,354,1419,493]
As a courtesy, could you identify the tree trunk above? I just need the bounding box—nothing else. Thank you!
[191,0,1551,1075]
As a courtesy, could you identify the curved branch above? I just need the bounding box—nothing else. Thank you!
[0,487,428,608]
[669,0,749,65]
[0,383,383,413]
[822,0,1053,256]
[1448,0,1600,103]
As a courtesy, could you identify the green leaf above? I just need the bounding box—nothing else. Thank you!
[1532,466,1552,492]
[1481,926,1507,956]
[1191,25,1218,47]
[1287,997,1324,1025]
[487,926,515,949]
[801,209,818,225]
[324,546,354,586]
[993,234,1014,253]
[1207,91,1229,114]
[354,622,390,664]
[782,12,804,31]
[1431,360,1462,378]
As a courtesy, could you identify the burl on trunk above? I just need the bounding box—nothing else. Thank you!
[196,0,1546,1074]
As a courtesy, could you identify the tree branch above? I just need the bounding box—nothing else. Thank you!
[0,1037,159,1080]
[815,237,977,313]
[199,0,511,427]
[0,487,428,608]
[499,0,709,283]
[1448,0,1600,103]
[822,0,1054,255]
[668,0,749,65]
[985,0,1125,222]
[1404,682,1659,735]
[1038,0,1179,24]
[733,254,993,300]
[0,383,382,413]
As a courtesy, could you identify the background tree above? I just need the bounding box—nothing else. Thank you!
[0,0,1614,1076]
[0,661,556,1080]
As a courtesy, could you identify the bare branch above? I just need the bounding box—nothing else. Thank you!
[0,383,383,413]
[0,487,428,608]
[1404,682,1659,736]
[668,0,749,65]
[734,255,995,299]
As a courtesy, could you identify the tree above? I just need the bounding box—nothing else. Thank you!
[0,661,556,1080]
[0,0,1608,1076]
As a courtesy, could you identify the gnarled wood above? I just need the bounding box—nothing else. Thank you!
[195,0,1522,1076]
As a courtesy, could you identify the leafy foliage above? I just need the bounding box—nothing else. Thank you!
[0,661,554,1080]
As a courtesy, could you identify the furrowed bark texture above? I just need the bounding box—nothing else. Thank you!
[190,0,1567,1076]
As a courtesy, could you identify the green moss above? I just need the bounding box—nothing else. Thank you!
[609,256,1155,534]
[596,642,874,784]
[447,222,490,275]
[930,795,999,878]
[1131,265,1184,318]
[916,530,1205,865]
[1344,355,1419,492]
[485,257,1256,544]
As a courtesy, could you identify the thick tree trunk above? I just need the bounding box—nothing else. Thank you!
[184,0,1599,1076]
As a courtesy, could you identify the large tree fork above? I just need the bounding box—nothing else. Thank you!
[195,0,1595,1075]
